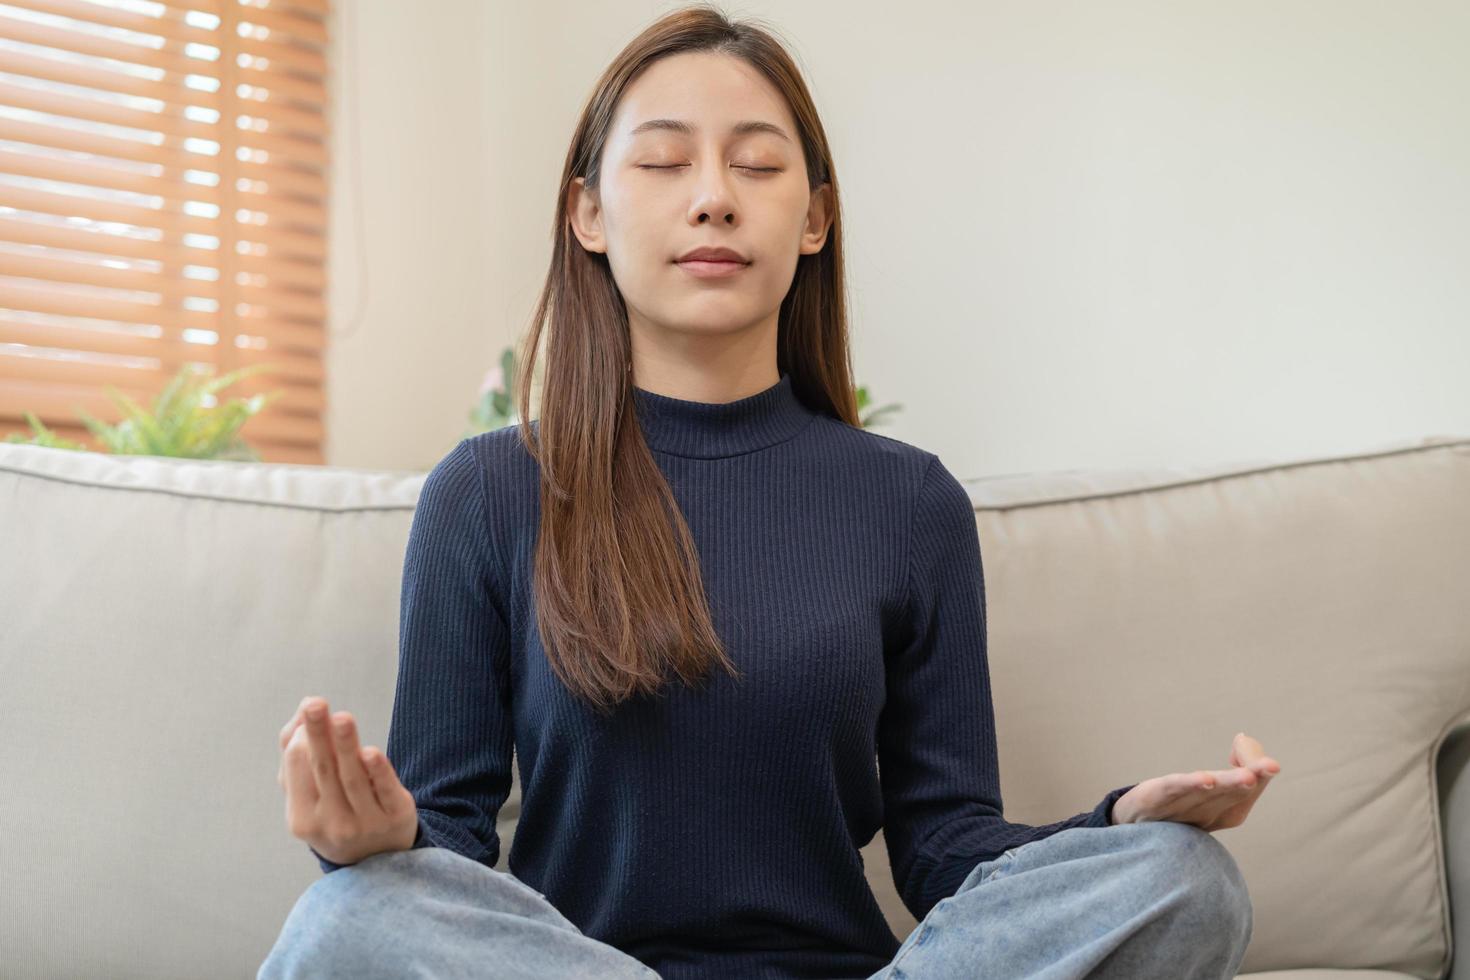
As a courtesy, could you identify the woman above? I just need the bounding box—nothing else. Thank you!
[262,6,1280,979]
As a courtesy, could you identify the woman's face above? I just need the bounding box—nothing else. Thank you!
[568,51,831,351]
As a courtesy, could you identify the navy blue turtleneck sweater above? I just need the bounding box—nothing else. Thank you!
[312,372,1137,979]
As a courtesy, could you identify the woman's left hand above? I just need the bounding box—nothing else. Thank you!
[1111,732,1281,831]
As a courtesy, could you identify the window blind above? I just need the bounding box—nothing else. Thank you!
[0,0,330,464]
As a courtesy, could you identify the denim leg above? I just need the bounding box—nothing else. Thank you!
[258,846,659,980]
[867,820,1253,980]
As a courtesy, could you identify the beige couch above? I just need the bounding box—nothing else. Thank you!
[1,433,1466,979]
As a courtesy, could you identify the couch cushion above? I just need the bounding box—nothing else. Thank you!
[0,444,424,978]
[943,434,1470,977]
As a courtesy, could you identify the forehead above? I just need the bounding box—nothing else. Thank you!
[610,51,796,144]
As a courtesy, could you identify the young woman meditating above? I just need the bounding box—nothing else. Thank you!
[262,7,1279,978]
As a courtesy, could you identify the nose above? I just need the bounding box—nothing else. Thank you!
[687,169,738,226]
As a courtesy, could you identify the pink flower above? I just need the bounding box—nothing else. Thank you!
[477,365,503,399]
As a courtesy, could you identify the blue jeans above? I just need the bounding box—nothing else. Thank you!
[259,820,1253,979]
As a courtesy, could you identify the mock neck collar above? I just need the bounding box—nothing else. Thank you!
[631,372,816,459]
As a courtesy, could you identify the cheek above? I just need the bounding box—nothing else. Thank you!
[599,206,667,289]
[595,179,648,242]
[749,255,800,302]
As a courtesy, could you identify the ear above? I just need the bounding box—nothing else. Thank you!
[567,176,607,254]
[799,181,834,256]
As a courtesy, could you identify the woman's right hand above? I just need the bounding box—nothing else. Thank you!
[278,696,420,867]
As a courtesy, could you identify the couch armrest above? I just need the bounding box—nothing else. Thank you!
[1440,718,1470,980]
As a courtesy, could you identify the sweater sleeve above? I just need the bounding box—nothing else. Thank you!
[878,454,1137,920]
[313,437,516,874]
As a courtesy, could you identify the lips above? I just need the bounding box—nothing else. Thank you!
[675,255,750,279]
[677,246,748,264]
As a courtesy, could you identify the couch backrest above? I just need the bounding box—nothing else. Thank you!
[943,435,1470,978]
[2,435,1466,979]
[0,445,423,978]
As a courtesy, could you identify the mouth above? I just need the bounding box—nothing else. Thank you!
[675,258,750,279]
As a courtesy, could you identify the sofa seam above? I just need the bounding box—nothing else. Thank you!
[0,463,418,513]
[965,438,1470,514]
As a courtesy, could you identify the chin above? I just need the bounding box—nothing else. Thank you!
[659,312,757,335]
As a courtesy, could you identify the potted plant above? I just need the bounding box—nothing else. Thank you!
[3,362,287,461]
[856,383,901,429]
[462,346,521,440]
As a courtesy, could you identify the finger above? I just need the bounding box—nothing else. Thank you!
[1165,771,1263,825]
[280,695,316,751]
[1216,765,1276,789]
[1204,765,1280,806]
[1212,770,1278,828]
[1230,731,1262,769]
[1172,771,1242,796]
[1141,775,1235,826]
[279,697,316,787]
[1233,732,1282,775]
[1186,768,1257,793]
[1187,780,1253,825]
[283,724,319,823]
[330,712,386,818]
[360,745,409,815]
[304,699,353,816]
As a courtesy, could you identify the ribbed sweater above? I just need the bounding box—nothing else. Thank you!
[311,371,1137,979]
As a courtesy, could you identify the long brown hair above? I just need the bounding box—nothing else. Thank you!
[513,4,859,716]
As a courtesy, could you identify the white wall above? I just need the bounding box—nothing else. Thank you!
[326,0,1470,476]
[324,0,510,471]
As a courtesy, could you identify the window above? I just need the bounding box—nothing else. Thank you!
[0,0,330,464]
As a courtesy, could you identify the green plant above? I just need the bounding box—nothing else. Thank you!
[3,362,287,460]
[856,384,902,428]
[462,346,522,440]
[4,412,89,451]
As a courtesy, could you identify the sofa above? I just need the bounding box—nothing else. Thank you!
[1,432,1466,980]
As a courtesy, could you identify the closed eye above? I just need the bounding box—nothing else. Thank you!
[638,165,782,173]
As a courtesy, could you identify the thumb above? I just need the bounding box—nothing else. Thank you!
[1229,733,1243,768]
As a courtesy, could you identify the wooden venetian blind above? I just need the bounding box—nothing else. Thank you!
[0,0,330,464]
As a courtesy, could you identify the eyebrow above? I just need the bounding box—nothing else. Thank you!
[628,118,793,143]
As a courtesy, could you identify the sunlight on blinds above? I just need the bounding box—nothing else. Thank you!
[0,0,330,464]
